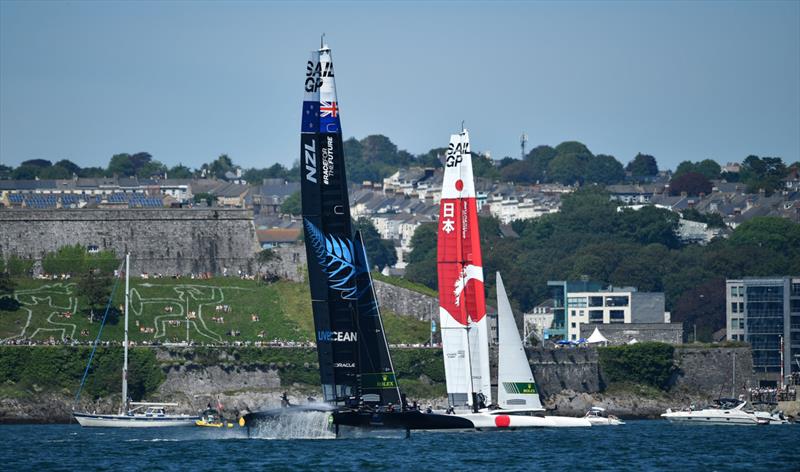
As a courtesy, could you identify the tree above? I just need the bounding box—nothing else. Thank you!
[671,278,726,342]
[626,153,659,177]
[415,147,445,168]
[202,154,235,179]
[354,218,397,270]
[108,153,135,176]
[586,154,625,184]
[20,159,52,168]
[54,159,81,176]
[193,192,214,207]
[674,159,720,180]
[669,172,712,196]
[168,164,194,179]
[42,245,87,275]
[39,166,71,179]
[5,256,33,276]
[740,155,787,195]
[11,165,41,180]
[0,272,18,311]
[729,217,800,253]
[280,191,301,215]
[136,159,167,178]
[404,223,437,289]
[472,152,499,180]
[79,270,113,322]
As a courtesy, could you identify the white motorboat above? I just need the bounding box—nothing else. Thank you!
[584,407,624,425]
[661,399,759,425]
[73,254,198,428]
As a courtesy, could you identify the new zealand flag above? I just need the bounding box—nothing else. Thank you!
[301,101,319,132]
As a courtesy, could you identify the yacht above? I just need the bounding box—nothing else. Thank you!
[661,399,759,425]
[73,254,198,428]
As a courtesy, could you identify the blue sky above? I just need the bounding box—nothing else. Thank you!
[1,1,798,171]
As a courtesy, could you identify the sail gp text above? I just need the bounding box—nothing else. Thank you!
[305,60,334,93]
[317,330,358,342]
[321,136,335,185]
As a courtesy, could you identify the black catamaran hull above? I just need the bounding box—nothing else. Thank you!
[243,407,475,435]
[332,409,474,430]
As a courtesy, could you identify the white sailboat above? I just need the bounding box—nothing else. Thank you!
[73,253,198,428]
[458,273,591,428]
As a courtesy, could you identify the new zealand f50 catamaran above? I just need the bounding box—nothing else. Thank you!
[243,41,472,435]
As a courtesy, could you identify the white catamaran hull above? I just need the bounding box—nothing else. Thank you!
[73,412,198,428]
[456,412,592,428]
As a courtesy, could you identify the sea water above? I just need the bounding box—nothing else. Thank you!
[2,421,798,471]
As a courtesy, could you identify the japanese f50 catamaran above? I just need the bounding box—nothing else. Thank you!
[437,129,492,412]
[244,41,472,435]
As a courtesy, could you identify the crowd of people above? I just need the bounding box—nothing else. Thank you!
[748,385,797,403]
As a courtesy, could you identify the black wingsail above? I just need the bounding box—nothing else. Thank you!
[300,42,399,407]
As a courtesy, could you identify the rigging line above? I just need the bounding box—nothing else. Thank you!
[72,259,126,409]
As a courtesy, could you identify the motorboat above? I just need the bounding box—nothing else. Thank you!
[661,399,758,425]
[584,407,624,425]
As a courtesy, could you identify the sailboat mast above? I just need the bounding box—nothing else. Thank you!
[121,253,130,413]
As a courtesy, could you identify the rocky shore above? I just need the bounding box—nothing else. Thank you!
[0,345,756,423]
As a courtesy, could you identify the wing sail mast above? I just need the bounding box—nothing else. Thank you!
[436,129,492,411]
[300,41,400,407]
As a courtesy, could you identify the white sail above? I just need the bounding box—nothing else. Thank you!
[497,272,543,411]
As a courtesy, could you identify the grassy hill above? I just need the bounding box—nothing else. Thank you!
[0,277,431,345]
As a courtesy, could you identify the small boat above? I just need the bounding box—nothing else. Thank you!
[584,407,625,425]
[195,408,239,428]
[73,254,198,428]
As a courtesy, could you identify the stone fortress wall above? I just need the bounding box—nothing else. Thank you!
[0,209,260,276]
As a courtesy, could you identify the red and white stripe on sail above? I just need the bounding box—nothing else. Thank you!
[437,129,491,409]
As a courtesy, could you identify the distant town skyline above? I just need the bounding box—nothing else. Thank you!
[1,1,798,172]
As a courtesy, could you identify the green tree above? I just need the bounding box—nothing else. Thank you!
[626,153,659,177]
[79,270,113,322]
[201,154,235,179]
[472,152,499,180]
[39,165,71,179]
[108,153,135,176]
[136,159,167,178]
[168,164,194,179]
[5,256,33,276]
[193,192,214,206]
[54,159,82,176]
[729,217,800,253]
[354,218,398,270]
[280,190,301,215]
[42,245,87,275]
[11,165,41,180]
[404,223,437,289]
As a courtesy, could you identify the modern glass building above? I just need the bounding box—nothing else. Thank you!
[726,277,800,386]
[546,280,603,340]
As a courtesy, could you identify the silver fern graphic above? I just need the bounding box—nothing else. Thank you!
[304,219,357,299]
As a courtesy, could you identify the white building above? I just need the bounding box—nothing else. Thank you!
[564,288,667,341]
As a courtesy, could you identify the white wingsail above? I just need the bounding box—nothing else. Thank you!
[497,272,543,411]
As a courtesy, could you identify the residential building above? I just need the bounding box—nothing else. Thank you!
[523,300,554,345]
[726,277,800,386]
[548,280,670,341]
